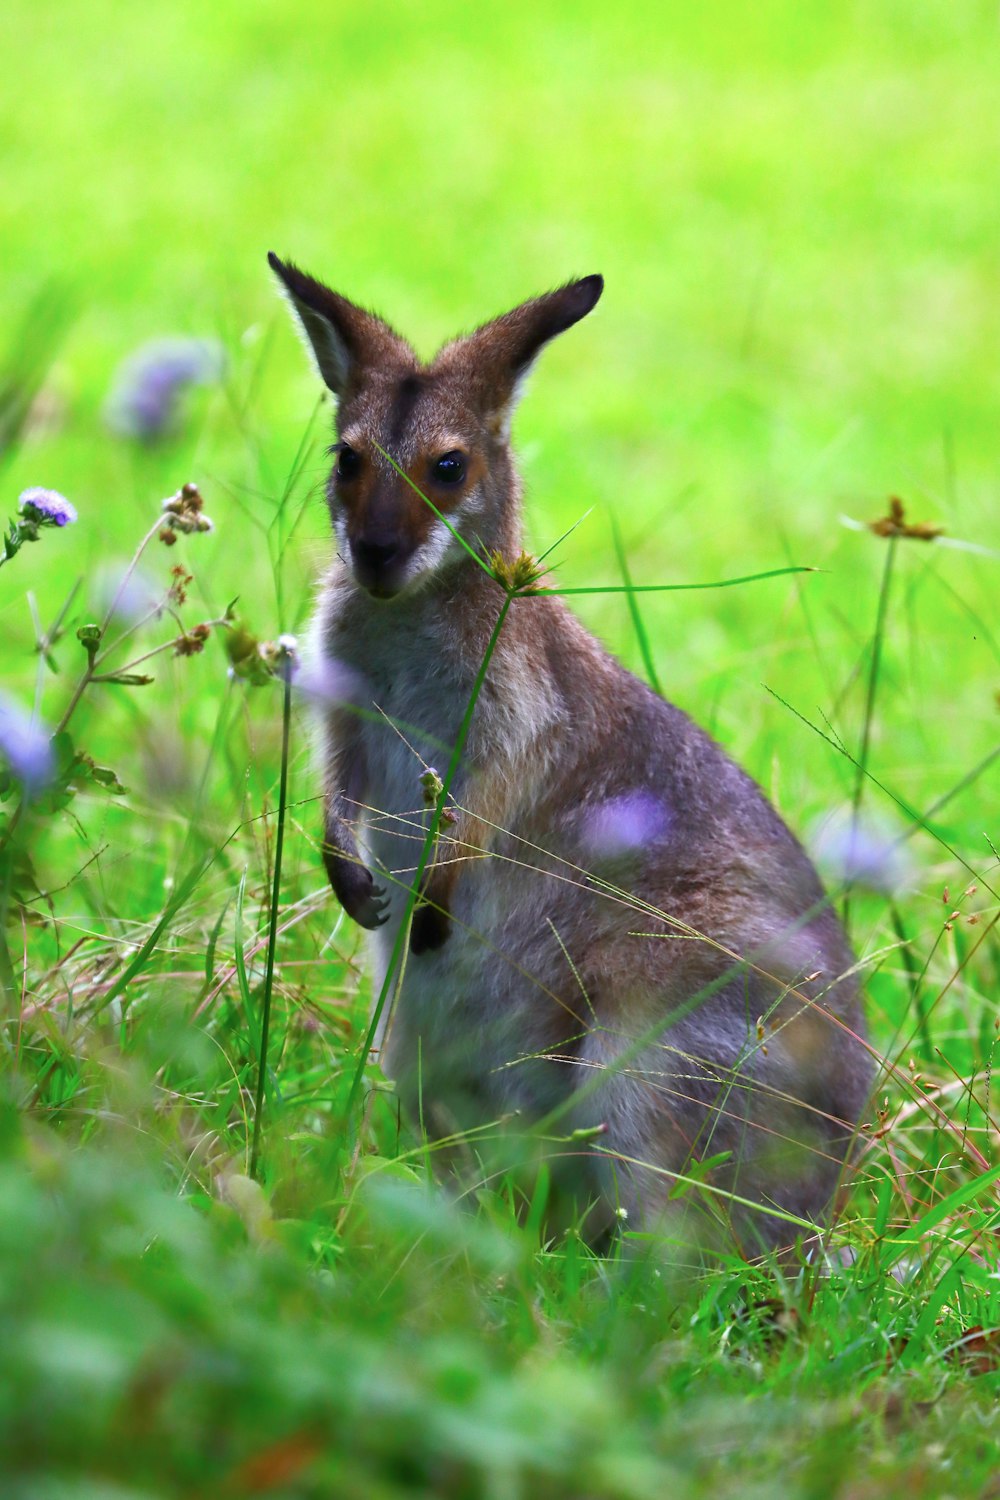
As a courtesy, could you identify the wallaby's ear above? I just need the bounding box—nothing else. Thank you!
[267,252,414,397]
[435,275,603,429]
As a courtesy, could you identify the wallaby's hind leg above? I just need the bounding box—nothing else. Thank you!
[575,997,864,1254]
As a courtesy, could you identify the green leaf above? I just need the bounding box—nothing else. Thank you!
[87,764,127,795]
[42,734,128,799]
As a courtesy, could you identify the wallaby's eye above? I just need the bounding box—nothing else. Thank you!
[431,451,467,486]
[336,445,361,481]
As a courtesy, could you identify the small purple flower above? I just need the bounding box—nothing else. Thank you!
[105,337,226,442]
[3,488,77,568]
[580,791,674,860]
[18,487,77,528]
[93,563,158,626]
[811,808,914,894]
[0,694,54,794]
[294,654,365,709]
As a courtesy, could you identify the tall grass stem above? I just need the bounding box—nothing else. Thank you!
[608,511,661,695]
[844,535,897,927]
[249,653,293,1179]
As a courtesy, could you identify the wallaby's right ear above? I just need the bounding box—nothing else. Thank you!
[267,252,413,397]
[433,275,604,435]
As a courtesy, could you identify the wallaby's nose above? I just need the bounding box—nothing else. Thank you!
[353,537,399,573]
[352,535,405,596]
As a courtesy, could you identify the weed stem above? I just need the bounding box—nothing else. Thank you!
[250,652,293,1179]
[845,534,898,927]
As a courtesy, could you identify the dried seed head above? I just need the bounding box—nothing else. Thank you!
[867,496,943,542]
[174,624,212,658]
[160,482,215,537]
[488,549,547,593]
[168,566,193,605]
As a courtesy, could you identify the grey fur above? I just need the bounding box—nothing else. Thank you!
[271,255,875,1253]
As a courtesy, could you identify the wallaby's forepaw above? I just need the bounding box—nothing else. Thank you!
[350,879,391,930]
[410,901,451,954]
[324,849,390,929]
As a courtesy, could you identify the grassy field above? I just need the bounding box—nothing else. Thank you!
[2,2,1000,1495]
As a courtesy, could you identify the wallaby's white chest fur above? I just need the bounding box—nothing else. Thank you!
[272,250,873,1250]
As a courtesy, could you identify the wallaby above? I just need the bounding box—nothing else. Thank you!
[270,252,873,1252]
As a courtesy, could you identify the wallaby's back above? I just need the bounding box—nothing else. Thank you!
[270,252,874,1252]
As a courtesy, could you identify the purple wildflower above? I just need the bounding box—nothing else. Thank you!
[580,791,674,860]
[811,808,914,894]
[93,563,158,626]
[293,654,365,709]
[4,488,77,568]
[18,487,77,528]
[105,337,226,441]
[0,694,54,793]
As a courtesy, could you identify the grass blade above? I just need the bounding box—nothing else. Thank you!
[250,653,293,1179]
[607,510,661,694]
[535,564,817,595]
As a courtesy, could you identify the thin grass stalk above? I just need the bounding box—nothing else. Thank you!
[535,565,815,596]
[88,855,214,1020]
[889,900,933,1057]
[0,912,16,1008]
[766,685,999,902]
[844,534,898,925]
[250,651,293,1179]
[49,518,166,741]
[271,391,326,620]
[373,441,496,578]
[608,511,661,695]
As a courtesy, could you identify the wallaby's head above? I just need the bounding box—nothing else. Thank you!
[269,253,602,600]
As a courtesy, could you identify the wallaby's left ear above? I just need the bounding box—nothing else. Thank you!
[435,275,603,428]
[268,251,414,398]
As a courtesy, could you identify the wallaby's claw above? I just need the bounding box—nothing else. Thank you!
[349,880,391,931]
[326,852,390,930]
[366,886,391,929]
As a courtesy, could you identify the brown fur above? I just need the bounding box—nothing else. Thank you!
[270,252,874,1254]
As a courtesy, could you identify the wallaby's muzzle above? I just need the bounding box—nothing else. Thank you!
[350,532,411,599]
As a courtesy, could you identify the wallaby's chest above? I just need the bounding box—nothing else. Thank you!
[354,640,470,806]
[325,588,551,817]
[323,597,473,858]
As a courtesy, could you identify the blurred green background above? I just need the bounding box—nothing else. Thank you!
[2,0,998,948]
[3,8,1000,1495]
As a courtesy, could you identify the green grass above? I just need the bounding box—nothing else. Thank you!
[2,1,1000,1494]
